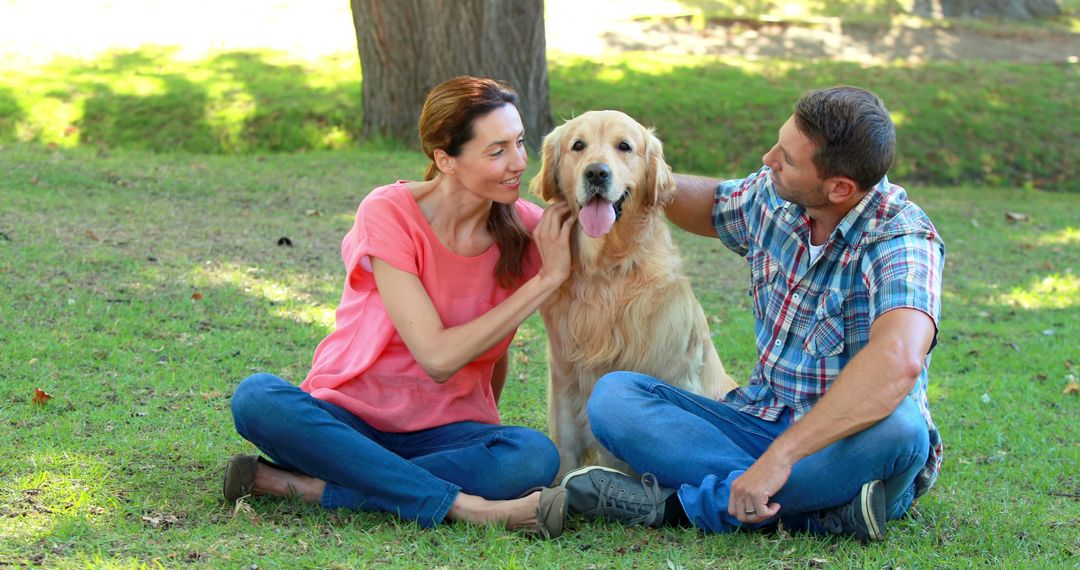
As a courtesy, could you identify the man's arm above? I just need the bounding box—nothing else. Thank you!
[668,174,722,237]
[728,308,937,523]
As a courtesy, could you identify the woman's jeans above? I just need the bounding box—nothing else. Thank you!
[587,372,930,534]
[230,373,559,528]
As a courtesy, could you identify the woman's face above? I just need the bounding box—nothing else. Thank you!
[449,103,527,205]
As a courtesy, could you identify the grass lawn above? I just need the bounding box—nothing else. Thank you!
[0,142,1076,568]
[3,49,1078,193]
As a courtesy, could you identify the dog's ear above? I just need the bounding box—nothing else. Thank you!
[531,123,563,203]
[644,129,675,208]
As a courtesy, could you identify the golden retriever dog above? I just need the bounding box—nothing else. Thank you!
[532,110,738,479]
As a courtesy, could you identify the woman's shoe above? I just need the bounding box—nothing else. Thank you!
[222,454,260,502]
[535,486,567,539]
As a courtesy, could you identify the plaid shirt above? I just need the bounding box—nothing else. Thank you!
[713,166,945,496]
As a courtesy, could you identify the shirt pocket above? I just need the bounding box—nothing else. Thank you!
[804,289,845,358]
[748,251,779,320]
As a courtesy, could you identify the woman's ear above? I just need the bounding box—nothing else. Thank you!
[644,129,674,208]
[433,149,455,175]
[531,124,563,203]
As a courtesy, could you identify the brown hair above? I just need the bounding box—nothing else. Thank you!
[418,76,531,289]
[793,86,896,191]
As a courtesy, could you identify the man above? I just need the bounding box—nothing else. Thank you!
[560,86,944,541]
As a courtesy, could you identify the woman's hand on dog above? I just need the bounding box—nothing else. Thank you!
[534,200,575,287]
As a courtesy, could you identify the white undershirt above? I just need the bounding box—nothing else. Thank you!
[808,241,826,264]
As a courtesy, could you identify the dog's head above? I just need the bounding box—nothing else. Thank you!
[531,110,674,239]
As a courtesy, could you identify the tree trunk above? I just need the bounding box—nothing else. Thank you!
[912,0,1061,19]
[350,0,552,152]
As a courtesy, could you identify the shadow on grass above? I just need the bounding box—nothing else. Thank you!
[80,51,218,152]
[18,47,365,154]
[0,85,23,140]
[549,56,1079,191]
[4,47,1078,190]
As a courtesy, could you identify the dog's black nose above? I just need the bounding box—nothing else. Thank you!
[584,163,610,185]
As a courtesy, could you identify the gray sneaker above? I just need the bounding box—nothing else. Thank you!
[561,466,674,528]
[819,480,887,541]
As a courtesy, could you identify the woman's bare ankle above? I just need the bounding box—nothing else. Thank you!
[252,463,325,503]
[447,492,539,530]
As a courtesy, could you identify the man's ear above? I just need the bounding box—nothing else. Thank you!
[530,124,564,203]
[826,176,860,204]
[434,149,455,175]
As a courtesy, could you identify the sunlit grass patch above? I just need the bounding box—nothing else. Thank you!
[2,48,363,153]
[997,272,1079,309]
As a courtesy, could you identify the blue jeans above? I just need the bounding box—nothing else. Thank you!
[230,373,559,528]
[587,372,930,534]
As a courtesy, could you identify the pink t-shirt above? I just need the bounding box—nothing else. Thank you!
[300,182,543,433]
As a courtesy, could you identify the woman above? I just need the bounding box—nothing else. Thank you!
[224,76,574,538]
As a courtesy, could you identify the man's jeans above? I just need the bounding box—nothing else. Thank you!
[587,372,930,534]
[231,373,559,528]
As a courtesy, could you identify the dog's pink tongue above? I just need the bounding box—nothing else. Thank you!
[579,198,616,238]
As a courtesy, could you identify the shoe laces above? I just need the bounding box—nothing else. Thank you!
[596,472,663,527]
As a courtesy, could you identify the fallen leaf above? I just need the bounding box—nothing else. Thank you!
[305,209,321,217]
[191,292,203,301]
[32,388,51,406]
[141,514,181,529]
[1062,382,1079,396]
[28,357,38,366]
[84,230,101,241]
[1004,211,1029,222]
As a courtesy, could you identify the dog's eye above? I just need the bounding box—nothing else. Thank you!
[571,140,585,151]
[617,141,632,152]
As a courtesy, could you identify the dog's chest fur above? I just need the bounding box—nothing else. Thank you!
[540,219,707,395]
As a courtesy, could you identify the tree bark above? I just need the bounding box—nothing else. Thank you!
[350,0,552,151]
[912,0,1061,20]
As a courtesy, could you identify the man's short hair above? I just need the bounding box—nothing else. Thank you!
[793,86,896,191]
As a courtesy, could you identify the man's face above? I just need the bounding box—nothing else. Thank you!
[761,116,830,208]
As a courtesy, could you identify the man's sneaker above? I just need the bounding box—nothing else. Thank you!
[818,480,887,541]
[561,466,674,528]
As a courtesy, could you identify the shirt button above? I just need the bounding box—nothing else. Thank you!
[774,339,782,348]
[817,308,825,317]
[792,293,800,302]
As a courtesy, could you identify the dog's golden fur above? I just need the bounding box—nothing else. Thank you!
[532,110,737,479]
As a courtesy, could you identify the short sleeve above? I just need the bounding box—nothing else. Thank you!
[346,192,420,276]
[712,168,772,257]
[862,232,945,349]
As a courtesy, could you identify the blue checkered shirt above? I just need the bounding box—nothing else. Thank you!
[712,166,945,496]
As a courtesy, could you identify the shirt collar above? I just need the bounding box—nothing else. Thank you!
[830,176,890,246]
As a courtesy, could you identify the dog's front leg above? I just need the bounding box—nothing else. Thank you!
[549,380,586,482]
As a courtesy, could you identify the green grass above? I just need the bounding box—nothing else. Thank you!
[1,47,1078,191]
[1,143,1077,568]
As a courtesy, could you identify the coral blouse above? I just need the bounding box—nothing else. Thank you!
[300,182,542,432]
